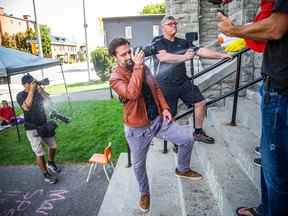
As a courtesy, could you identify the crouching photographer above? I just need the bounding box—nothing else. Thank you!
[17,74,61,184]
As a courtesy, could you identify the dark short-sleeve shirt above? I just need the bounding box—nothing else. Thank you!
[262,0,288,88]
[153,37,193,85]
[17,91,47,130]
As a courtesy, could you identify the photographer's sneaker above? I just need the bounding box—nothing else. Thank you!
[47,161,61,174]
[175,168,203,180]
[43,172,57,184]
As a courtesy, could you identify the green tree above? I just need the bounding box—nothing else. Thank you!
[140,2,166,15]
[1,28,36,54]
[40,25,52,57]
[1,32,17,49]
[15,32,27,52]
[90,48,115,82]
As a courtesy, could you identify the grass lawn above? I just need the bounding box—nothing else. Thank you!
[46,81,109,95]
[0,100,127,165]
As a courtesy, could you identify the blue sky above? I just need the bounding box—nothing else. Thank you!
[0,0,164,49]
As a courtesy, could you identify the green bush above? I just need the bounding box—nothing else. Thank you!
[91,48,115,82]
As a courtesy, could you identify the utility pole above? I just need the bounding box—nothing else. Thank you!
[32,0,44,79]
[82,0,91,81]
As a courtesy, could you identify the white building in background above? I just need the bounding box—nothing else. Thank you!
[0,7,35,45]
[51,35,79,64]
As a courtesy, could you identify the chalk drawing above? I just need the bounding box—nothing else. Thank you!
[0,189,69,216]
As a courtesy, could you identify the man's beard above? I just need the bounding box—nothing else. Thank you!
[125,59,134,71]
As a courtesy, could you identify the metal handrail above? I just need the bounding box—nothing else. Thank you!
[189,48,250,80]
[175,77,263,120]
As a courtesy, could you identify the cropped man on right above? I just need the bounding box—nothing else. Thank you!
[218,0,288,215]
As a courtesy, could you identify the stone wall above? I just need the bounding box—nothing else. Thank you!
[199,0,220,46]
[165,0,199,43]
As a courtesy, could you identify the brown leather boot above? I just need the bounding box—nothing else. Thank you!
[175,169,203,180]
[139,194,150,213]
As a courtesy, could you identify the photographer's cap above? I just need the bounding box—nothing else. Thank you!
[161,15,176,25]
[21,74,34,85]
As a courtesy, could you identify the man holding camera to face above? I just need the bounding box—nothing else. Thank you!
[109,37,202,213]
[153,16,231,148]
[17,74,61,184]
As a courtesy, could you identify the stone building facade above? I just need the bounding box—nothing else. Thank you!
[165,0,260,46]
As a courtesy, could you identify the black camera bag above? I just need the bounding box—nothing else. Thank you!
[36,121,58,138]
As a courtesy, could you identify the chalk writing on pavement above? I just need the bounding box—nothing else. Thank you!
[0,189,69,216]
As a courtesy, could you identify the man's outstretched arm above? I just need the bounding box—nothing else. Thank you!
[197,47,231,59]
[218,12,288,41]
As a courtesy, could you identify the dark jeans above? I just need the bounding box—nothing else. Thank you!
[256,84,288,216]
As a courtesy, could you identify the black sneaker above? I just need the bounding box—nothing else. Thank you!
[254,158,262,167]
[254,146,261,156]
[44,172,57,184]
[193,131,215,144]
[47,161,61,174]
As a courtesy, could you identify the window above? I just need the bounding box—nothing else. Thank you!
[125,26,132,39]
[153,25,159,37]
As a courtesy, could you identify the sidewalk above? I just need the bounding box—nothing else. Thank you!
[51,88,113,103]
[0,63,110,102]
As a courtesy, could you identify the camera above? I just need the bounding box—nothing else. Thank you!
[35,78,50,86]
[208,0,233,4]
[185,32,200,53]
[50,110,70,124]
[185,32,198,47]
[133,35,163,57]
[133,45,158,57]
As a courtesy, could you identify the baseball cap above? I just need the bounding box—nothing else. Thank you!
[21,74,34,85]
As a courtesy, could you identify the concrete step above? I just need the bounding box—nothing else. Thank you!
[196,58,237,93]
[98,153,142,216]
[181,150,221,216]
[149,140,183,216]
[98,142,183,216]
[99,139,223,216]
[207,106,261,192]
[151,139,221,216]
[225,96,261,138]
[192,109,260,216]
[246,88,261,106]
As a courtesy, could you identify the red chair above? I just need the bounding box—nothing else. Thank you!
[86,142,114,182]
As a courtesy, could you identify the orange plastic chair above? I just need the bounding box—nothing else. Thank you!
[86,142,114,182]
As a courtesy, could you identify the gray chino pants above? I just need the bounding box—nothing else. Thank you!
[124,116,194,194]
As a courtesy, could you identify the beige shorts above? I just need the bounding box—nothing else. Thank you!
[26,130,57,157]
